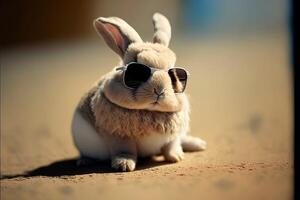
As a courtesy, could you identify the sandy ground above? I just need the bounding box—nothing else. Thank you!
[0,33,293,200]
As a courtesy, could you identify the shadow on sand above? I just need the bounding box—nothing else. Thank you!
[0,157,169,180]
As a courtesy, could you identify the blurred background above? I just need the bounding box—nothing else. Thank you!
[0,0,293,200]
[0,0,289,47]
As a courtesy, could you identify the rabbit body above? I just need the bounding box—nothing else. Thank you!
[71,13,206,171]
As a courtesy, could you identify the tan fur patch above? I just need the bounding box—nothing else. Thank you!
[123,42,176,69]
[91,90,189,139]
[77,86,98,125]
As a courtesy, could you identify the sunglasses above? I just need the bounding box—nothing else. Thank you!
[116,62,189,93]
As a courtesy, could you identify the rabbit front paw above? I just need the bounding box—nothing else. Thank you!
[111,154,136,172]
[164,148,184,163]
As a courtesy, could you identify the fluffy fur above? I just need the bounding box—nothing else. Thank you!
[72,13,206,172]
[92,90,190,138]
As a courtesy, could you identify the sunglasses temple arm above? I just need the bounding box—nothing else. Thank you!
[116,66,126,71]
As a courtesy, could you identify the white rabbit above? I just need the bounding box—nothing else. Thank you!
[72,13,206,172]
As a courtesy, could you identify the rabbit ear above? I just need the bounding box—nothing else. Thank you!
[94,17,143,58]
[152,13,171,47]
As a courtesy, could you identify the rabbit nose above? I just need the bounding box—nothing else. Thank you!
[154,88,165,97]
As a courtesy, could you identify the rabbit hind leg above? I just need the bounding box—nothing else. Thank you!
[181,135,207,152]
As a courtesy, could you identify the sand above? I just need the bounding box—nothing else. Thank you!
[0,33,293,200]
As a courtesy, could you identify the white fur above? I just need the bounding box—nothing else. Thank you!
[181,135,207,151]
[136,132,176,157]
[71,110,110,160]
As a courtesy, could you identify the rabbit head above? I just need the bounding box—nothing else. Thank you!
[94,13,187,112]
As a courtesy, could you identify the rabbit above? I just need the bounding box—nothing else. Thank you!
[71,13,206,172]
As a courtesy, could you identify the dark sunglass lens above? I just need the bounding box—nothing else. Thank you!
[168,68,188,93]
[124,63,151,88]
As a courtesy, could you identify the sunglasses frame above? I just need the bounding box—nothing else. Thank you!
[116,62,190,93]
